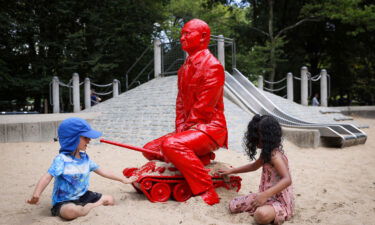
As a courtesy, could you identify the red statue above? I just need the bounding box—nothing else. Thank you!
[142,19,228,205]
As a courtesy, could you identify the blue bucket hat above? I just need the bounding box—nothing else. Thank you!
[58,117,102,154]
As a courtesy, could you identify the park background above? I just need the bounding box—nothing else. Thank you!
[1,1,375,225]
[1,0,374,112]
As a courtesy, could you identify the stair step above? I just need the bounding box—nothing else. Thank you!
[319,109,342,114]
[357,125,370,129]
[334,116,353,121]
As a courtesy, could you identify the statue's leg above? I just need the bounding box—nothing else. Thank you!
[142,133,174,161]
[160,130,218,195]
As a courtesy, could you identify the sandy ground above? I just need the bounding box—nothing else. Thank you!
[0,117,374,225]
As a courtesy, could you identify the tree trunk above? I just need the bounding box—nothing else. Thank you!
[269,40,276,90]
[268,0,276,90]
[34,96,41,112]
[44,98,49,114]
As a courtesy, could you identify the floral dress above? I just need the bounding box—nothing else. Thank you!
[229,151,294,224]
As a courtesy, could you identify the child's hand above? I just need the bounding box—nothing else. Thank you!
[27,195,40,205]
[250,192,268,210]
[121,176,137,184]
[218,168,233,176]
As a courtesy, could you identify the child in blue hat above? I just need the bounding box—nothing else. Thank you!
[27,117,136,220]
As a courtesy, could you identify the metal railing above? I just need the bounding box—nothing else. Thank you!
[160,35,236,76]
[124,45,154,90]
[124,35,237,92]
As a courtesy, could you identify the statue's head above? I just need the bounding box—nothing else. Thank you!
[180,19,211,55]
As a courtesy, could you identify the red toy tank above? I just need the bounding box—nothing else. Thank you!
[123,161,242,202]
[101,139,242,202]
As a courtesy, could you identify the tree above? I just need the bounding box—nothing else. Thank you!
[160,0,247,41]
[0,0,167,111]
[245,0,317,86]
[301,0,375,104]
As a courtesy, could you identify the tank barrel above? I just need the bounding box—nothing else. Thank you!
[100,139,163,157]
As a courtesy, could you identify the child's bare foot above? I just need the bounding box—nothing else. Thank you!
[102,200,111,206]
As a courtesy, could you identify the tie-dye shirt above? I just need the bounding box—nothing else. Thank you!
[48,152,99,206]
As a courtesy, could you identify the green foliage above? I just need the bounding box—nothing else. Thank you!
[238,37,287,80]
[300,0,375,104]
[1,0,375,110]
[0,0,167,111]
[302,0,375,34]
[160,0,247,41]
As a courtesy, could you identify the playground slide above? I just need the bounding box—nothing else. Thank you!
[232,69,367,143]
[224,69,367,148]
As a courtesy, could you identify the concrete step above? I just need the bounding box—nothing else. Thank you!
[0,112,100,142]
[319,109,341,114]
[334,116,353,121]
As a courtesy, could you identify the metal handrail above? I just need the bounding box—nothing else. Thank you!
[124,35,236,91]
[210,35,234,41]
[125,45,153,90]
[163,58,185,75]
[128,58,153,89]
[160,35,237,75]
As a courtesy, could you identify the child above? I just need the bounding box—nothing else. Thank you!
[90,89,101,106]
[312,93,320,106]
[27,117,136,220]
[220,115,294,225]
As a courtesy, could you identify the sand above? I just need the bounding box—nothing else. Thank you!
[0,117,374,225]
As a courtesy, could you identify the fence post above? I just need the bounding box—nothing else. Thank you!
[72,73,80,113]
[258,75,264,90]
[154,38,161,78]
[52,76,60,113]
[84,78,91,110]
[113,79,119,97]
[287,72,294,101]
[320,69,328,107]
[301,66,308,106]
[218,34,225,69]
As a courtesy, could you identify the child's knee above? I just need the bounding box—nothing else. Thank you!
[228,199,240,213]
[101,195,115,206]
[60,205,80,220]
[254,207,274,224]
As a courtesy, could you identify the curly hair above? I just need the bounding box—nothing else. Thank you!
[243,115,282,163]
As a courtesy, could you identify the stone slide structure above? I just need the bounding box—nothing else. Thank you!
[1,75,364,149]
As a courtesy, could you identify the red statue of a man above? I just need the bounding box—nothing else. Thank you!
[142,19,227,205]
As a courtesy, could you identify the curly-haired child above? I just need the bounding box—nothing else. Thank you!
[220,115,294,224]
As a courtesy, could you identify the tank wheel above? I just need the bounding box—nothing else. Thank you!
[150,183,171,202]
[172,183,192,202]
[141,180,153,190]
